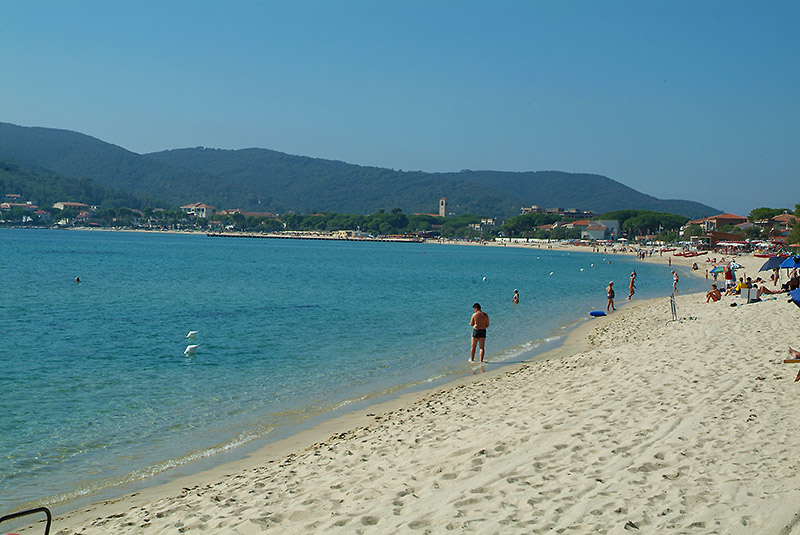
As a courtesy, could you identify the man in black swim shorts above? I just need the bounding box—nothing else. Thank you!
[469,302,490,362]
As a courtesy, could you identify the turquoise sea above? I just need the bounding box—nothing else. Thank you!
[0,229,704,516]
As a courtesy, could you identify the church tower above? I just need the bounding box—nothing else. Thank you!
[439,198,447,217]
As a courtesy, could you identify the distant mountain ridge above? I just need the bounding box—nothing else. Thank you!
[0,122,719,218]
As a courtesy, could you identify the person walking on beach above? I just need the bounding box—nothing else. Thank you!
[512,289,519,304]
[607,281,616,312]
[469,303,490,362]
[628,270,636,300]
[672,270,679,294]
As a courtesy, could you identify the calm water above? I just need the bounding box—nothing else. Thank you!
[0,229,703,515]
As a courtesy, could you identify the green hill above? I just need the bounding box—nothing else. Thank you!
[0,122,253,211]
[438,170,717,219]
[0,122,719,218]
[145,147,521,216]
[147,147,718,218]
[0,157,156,210]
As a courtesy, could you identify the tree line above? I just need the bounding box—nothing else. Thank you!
[210,209,487,238]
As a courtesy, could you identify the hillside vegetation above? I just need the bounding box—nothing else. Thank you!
[0,122,719,218]
[0,157,158,210]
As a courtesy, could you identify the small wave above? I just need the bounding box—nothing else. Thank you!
[489,335,565,363]
[27,426,274,512]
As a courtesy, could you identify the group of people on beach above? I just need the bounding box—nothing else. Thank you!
[706,268,799,303]
[471,257,798,363]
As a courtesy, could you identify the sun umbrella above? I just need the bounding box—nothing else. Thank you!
[789,288,800,309]
[710,266,725,274]
[779,256,800,270]
[759,256,785,271]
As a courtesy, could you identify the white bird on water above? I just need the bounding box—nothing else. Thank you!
[184,344,199,355]
[186,330,198,339]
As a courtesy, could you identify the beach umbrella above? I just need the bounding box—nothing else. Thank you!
[789,288,800,309]
[710,266,725,274]
[759,256,785,271]
[779,256,800,270]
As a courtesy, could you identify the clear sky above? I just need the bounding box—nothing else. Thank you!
[2,0,797,216]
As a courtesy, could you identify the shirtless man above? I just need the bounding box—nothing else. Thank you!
[706,284,721,302]
[469,303,490,362]
[607,281,616,312]
[628,270,636,300]
[672,270,679,294]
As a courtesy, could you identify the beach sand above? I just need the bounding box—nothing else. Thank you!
[18,253,800,534]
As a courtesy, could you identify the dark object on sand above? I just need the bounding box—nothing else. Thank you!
[0,506,52,535]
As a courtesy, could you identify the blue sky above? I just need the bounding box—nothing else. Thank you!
[2,0,797,216]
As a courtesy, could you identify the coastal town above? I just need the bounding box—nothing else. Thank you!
[1,194,797,251]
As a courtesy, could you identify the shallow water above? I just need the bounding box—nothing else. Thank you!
[0,229,703,514]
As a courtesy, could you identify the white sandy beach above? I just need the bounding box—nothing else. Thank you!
[16,252,800,534]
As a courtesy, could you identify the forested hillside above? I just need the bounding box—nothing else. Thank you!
[0,123,249,210]
[0,157,157,209]
[146,147,521,216]
[440,170,717,219]
[148,148,718,218]
[0,122,719,218]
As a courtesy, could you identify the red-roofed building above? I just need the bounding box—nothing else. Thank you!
[772,213,798,230]
[181,203,217,218]
[708,213,748,229]
[53,202,92,211]
[34,209,52,223]
[567,219,591,228]
[685,213,747,233]
[583,224,608,241]
[0,202,38,211]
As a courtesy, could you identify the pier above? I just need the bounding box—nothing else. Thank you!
[206,232,423,243]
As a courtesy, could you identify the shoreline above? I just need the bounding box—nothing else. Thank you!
[13,281,624,522]
[32,249,800,533]
[19,279,619,535]
[10,235,789,533]
[4,238,647,529]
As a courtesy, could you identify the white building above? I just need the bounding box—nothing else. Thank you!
[181,203,217,218]
[581,219,620,241]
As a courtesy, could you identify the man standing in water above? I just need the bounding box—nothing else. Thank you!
[469,303,490,362]
[672,270,680,294]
